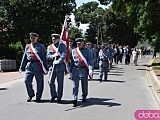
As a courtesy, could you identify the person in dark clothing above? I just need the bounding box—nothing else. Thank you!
[124,45,131,65]
[114,45,120,64]
[152,49,157,59]
[119,45,124,63]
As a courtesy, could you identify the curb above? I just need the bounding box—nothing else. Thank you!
[0,78,24,87]
[146,59,160,105]
[0,77,24,84]
[150,70,160,87]
[0,71,25,84]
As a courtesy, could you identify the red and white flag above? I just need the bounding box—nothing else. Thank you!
[60,16,70,62]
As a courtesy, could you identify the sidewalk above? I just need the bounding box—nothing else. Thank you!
[146,58,160,105]
[0,71,25,84]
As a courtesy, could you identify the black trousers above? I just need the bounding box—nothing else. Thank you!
[125,55,130,64]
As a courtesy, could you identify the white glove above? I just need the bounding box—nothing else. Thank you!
[89,66,93,70]
[88,70,93,79]
[69,73,73,80]
[70,73,72,78]
[53,60,60,64]
[52,52,60,58]
[89,70,93,75]
[19,69,22,74]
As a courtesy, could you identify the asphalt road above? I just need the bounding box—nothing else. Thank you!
[0,55,159,120]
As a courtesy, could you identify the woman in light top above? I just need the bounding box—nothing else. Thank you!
[132,48,138,66]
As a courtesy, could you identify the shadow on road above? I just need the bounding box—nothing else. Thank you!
[89,79,125,83]
[109,71,124,73]
[65,97,121,111]
[102,80,125,83]
[93,73,99,75]
[141,64,151,67]
[111,66,124,70]
[136,68,147,71]
[0,87,8,90]
[33,99,50,103]
[108,73,123,76]
[35,99,74,104]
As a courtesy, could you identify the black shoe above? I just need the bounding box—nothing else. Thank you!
[70,100,74,103]
[27,96,34,102]
[50,97,55,103]
[73,100,77,107]
[104,77,107,80]
[57,100,61,104]
[34,98,40,102]
[82,99,86,102]
[99,79,102,82]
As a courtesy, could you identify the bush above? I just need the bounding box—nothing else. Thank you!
[0,42,24,69]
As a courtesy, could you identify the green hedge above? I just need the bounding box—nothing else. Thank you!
[0,42,24,69]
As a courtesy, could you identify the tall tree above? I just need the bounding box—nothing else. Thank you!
[74,2,107,43]
[68,26,82,40]
[98,0,160,48]
[74,1,99,24]
[105,12,140,47]
[74,1,139,46]
[0,0,76,48]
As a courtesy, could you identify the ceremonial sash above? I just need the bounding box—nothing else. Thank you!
[29,44,47,74]
[74,48,93,79]
[49,44,69,75]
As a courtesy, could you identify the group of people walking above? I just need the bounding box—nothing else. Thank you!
[86,44,143,68]
[19,32,144,107]
[19,32,93,107]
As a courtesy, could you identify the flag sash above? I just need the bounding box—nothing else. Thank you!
[74,48,92,79]
[29,44,47,74]
[49,44,69,75]
[50,44,57,53]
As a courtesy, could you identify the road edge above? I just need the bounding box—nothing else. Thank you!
[146,59,160,105]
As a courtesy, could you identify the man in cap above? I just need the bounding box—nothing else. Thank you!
[108,44,115,68]
[85,42,97,71]
[92,44,99,69]
[19,32,48,102]
[68,39,75,79]
[103,43,110,71]
[70,38,93,107]
[46,33,66,103]
[98,44,111,82]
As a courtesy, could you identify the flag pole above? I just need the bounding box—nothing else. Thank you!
[49,15,70,83]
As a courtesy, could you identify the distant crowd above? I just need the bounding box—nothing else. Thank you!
[69,40,154,68]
